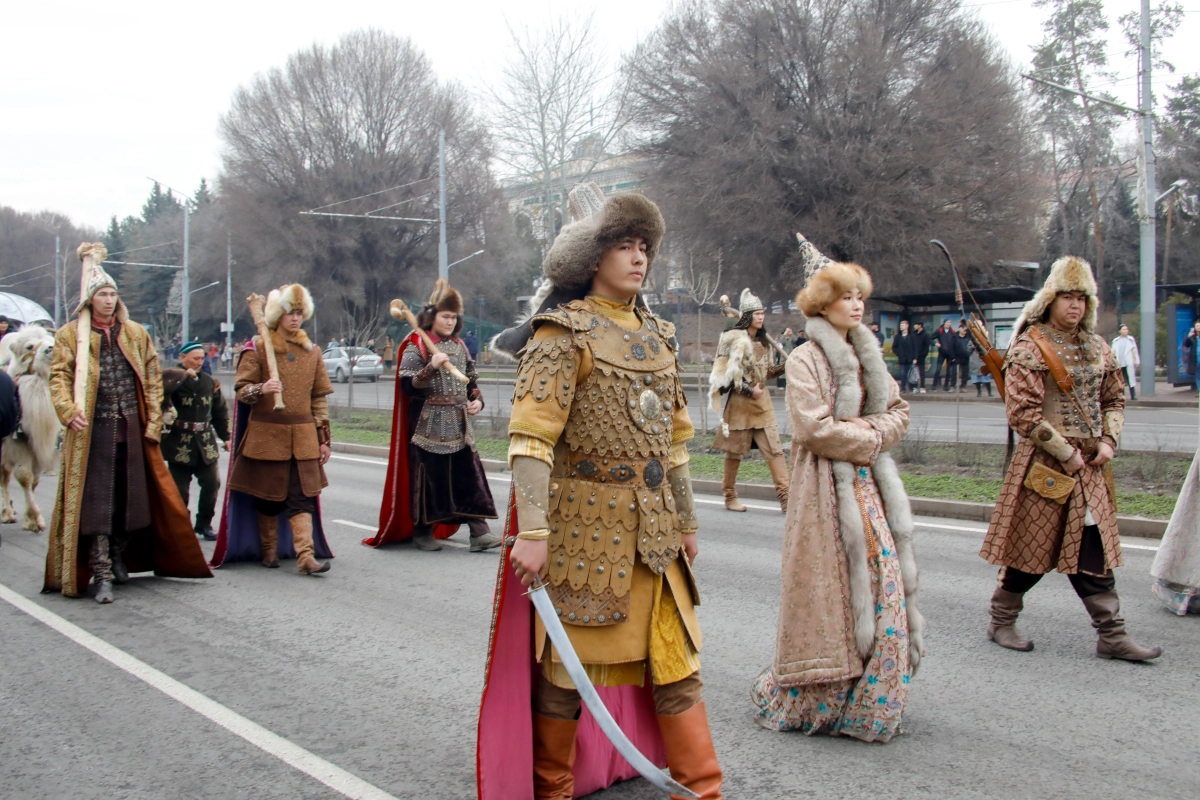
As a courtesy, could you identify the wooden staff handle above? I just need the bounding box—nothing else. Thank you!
[246,293,286,410]
[389,299,470,384]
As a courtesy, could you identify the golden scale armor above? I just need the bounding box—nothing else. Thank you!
[513,300,693,628]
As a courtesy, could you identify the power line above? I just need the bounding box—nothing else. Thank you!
[309,178,435,212]
[1,262,53,280]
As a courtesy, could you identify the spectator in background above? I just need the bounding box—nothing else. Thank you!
[1111,324,1140,399]
[383,335,395,370]
[869,321,884,345]
[933,318,955,390]
[327,338,338,351]
[911,321,930,393]
[951,324,972,392]
[0,369,17,548]
[893,319,917,393]
[1182,321,1200,386]
[0,316,11,339]
[463,329,479,360]
[970,346,994,397]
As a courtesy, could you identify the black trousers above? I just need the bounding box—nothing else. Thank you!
[932,352,951,388]
[1000,525,1115,598]
[169,460,222,529]
[253,461,317,519]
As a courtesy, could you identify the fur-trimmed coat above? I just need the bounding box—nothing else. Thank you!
[772,316,924,686]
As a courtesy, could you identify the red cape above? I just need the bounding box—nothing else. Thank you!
[364,332,458,547]
[475,490,668,799]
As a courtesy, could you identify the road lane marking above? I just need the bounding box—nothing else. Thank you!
[333,519,375,532]
[0,583,401,800]
[330,455,388,465]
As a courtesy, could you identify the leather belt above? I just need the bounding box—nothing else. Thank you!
[564,451,666,489]
[172,420,210,432]
[249,411,314,426]
[425,394,466,406]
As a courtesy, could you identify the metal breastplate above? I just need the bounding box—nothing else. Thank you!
[94,327,139,420]
[409,339,473,454]
[1036,325,1104,439]
[545,308,685,627]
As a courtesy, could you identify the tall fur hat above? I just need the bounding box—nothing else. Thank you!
[489,185,665,357]
[792,232,873,319]
[738,288,764,315]
[416,277,464,336]
[265,284,315,329]
[1014,256,1098,333]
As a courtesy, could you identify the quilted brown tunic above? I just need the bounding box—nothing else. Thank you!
[981,324,1125,575]
[228,329,333,501]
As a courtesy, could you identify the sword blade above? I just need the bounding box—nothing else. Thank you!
[528,582,699,799]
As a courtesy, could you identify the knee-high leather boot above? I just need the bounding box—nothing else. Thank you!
[657,701,724,799]
[766,454,789,513]
[532,714,577,800]
[1082,591,1162,661]
[987,587,1033,651]
[291,513,330,575]
[722,458,746,512]
[257,514,280,568]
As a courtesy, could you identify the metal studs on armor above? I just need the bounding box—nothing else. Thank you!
[577,562,585,570]
[568,612,576,620]
[596,566,604,574]
[629,504,636,511]
[613,536,621,545]
[623,334,631,341]
[588,497,595,505]
[609,501,617,509]
[592,533,600,541]
[582,615,590,622]
[613,612,621,620]
[598,615,605,622]
[656,566,665,574]
[557,558,564,566]
[618,570,626,578]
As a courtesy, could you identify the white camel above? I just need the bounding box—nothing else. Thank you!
[1,326,60,531]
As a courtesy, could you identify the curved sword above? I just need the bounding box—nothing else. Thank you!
[528,576,700,799]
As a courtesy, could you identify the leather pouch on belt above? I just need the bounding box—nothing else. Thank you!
[1024,462,1075,504]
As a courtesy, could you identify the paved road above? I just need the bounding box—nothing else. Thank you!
[1,453,1195,799]
[317,378,1200,453]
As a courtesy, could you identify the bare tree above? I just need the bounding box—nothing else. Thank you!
[624,0,1045,299]
[677,251,723,434]
[488,12,630,245]
[219,29,499,336]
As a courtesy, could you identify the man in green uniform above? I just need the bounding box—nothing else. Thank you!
[162,342,231,540]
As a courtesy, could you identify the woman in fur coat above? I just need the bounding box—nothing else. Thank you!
[751,238,923,743]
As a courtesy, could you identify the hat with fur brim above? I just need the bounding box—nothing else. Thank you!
[490,186,665,357]
[265,284,315,329]
[1013,256,1098,334]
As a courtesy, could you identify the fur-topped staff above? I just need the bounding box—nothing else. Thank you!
[491,184,666,358]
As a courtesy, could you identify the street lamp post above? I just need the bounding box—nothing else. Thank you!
[438,128,448,280]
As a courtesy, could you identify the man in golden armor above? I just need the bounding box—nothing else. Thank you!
[225,284,333,575]
[981,256,1160,661]
[477,188,723,800]
[709,288,789,512]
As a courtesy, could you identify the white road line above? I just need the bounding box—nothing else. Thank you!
[694,497,779,512]
[330,455,388,466]
[1121,543,1161,552]
[333,519,376,532]
[0,583,401,800]
[916,521,988,534]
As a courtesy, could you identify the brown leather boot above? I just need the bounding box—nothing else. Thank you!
[532,714,577,800]
[257,514,280,568]
[657,701,724,799]
[722,458,746,512]
[291,513,331,575]
[1082,591,1162,661]
[987,587,1033,651]
[766,454,789,513]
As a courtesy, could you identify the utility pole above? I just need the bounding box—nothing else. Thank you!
[182,202,191,342]
[438,127,448,280]
[53,234,61,326]
[1138,0,1157,396]
[225,233,233,352]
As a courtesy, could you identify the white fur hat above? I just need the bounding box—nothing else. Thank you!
[265,284,314,329]
[1014,256,1098,334]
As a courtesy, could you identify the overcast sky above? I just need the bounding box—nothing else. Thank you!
[3,0,1199,232]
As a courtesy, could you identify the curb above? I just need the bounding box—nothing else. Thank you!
[331,444,1169,538]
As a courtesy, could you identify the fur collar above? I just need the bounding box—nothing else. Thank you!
[802,316,891,417]
[803,314,924,675]
[267,327,313,353]
[708,328,755,411]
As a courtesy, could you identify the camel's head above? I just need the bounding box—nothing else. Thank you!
[7,327,54,379]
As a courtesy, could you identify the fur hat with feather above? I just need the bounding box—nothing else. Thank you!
[265,284,315,329]
[1014,255,1098,334]
[490,184,665,358]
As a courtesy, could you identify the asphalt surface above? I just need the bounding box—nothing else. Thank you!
[1,453,1195,799]
[320,377,1200,453]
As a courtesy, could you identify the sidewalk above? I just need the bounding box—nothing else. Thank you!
[328,441,1170,539]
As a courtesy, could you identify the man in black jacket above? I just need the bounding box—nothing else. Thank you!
[950,325,972,392]
[893,320,917,393]
[911,321,930,393]
[933,318,956,390]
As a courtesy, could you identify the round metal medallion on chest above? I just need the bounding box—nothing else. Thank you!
[287,353,296,362]
[639,389,662,420]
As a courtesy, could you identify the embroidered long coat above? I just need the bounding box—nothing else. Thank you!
[772,317,923,686]
[44,317,212,596]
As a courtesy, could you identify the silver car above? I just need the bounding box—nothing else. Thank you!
[322,347,383,383]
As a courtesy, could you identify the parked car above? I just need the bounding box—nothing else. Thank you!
[322,347,383,383]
